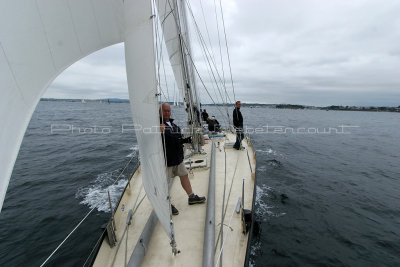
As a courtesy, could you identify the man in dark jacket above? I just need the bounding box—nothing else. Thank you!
[233,101,244,150]
[160,103,206,215]
[207,116,220,132]
[201,109,209,122]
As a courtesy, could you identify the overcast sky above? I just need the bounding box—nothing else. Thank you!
[44,0,400,106]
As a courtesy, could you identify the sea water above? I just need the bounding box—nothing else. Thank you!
[0,101,399,266]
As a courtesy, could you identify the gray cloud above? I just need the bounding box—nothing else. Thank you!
[44,0,400,106]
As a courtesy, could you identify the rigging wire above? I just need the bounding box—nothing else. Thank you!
[166,0,230,130]
[154,0,177,248]
[154,1,169,104]
[41,154,138,267]
[177,32,228,121]
[185,0,231,100]
[81,183,145,267]
[194,31,230,127]
[40,2,239,265]
[199,0,218,70]
[157,0,174,104]
[218,0,237,103]
[186,0,236,127]
[179,1,198,126]
[213,0,226,90]
[185,0,231,103]
[177,1,231,124]
[183,0,233,122]
[203,57,230,127]
[167,0,198,140]
[109,190,147,267]
[40,208,95,267]
[192,23,227,109]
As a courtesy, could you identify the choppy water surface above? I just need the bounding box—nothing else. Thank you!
[0,102,399,266]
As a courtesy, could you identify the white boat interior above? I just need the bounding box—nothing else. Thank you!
[93,131,256,266]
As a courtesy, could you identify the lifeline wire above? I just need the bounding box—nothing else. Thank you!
[41,155,137,267]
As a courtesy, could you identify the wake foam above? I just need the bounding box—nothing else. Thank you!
[256,148,275,154]
[255,184,286,219]
[256,148,286,159]
[76,171,127,212]
[255,184,275,217]
[126,145,139,158]
[249,184,286,265]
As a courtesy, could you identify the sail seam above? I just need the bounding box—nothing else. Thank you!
[34,0,57,71]
[66,0,84,55]
[89,0,104,45]
[0,43,27,105]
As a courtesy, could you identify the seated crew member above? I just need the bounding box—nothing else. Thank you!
[207,116,220,132]
[160,103,206,215]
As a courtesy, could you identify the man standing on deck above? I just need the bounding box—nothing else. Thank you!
[233,101,244,150]
[160,103,206,215]
[201,109,209,122]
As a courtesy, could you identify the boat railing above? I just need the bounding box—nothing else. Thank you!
[39,153,139,267]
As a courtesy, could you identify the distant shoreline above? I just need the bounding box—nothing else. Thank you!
[40,98,400,112]
[41,98,129,103]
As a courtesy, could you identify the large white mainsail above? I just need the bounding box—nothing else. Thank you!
[0,0,124,211]
[124,0,175,247]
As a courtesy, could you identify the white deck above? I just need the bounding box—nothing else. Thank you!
[93,131,256,266]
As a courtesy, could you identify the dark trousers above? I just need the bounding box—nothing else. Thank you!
[233,129,244,149]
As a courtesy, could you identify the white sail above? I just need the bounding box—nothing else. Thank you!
[156,0,186,102]
[157,1,202,152]
[124,0,173,240]
[158,1,200,108]
[0,0,124,211]
[178,0,201,108]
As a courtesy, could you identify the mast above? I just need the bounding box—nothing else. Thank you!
[156,0,202,153]
[174,0,203,153]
